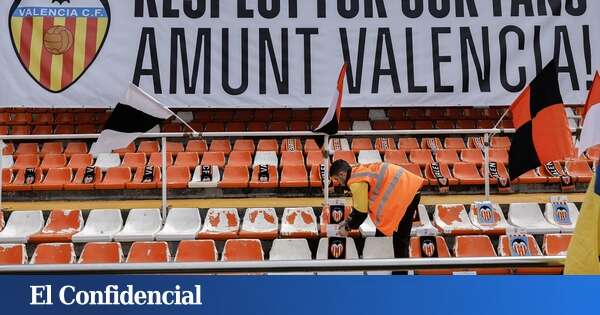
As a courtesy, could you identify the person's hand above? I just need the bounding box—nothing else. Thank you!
[337,220,349,237]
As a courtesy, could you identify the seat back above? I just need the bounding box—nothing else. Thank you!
[127,242,170,263]
[79,242,123,263]
[543,233,572,255]
[0,244,27,264]
[175,240,218,262]
[227,151,253,168]
[67,154,93,169]
[269,239,311,260]
[41,210,84,234]
[31,243,75,264]
[454,235,497,257]
[222,239,264,261]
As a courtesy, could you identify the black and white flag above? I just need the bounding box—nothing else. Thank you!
[90,83,173,155]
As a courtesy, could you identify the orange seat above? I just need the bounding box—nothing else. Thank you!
[226,122,246,132]
[374,137,396,153]
[175,240,217,262]
[303,139,321,153]
[249,165,278,188]
[15,143,39,155]
[174,152,199,170]
[32,125,53,135]
[33,167,72,191]
[309,165,324,188]
[420,138,443,150]
[166,141,185,153]
[454,235,511,274]
[516,169,547,184]
[491,136,511,149]
[428,108,446,120]
[387,109,405,120]
[406,108,425,119]
[333,150,357,164]
[40,142,63,156]
[64,142,88,156]
[247,122,267,132]
[398,138,420,150]
[410,236,452,275]
[397,163,423,178]
[166,166,191,189]
[0,244,27,265]
[453,162,484,185]
[209,139,232,155]
[1,169,13,188]
[280,165,309,188]
[372,120,392,130]
[222,239,264,261]
[0,113,8,125]
[384,150,408,164]
[200,151,226,168]
[4,167,43,191]
[233,139,256,153]
[39,154,67,170]
[219,165,250,188]
[289,121,309,131]
[193,110,213,123]
[186,139,208,154]
[233,110,254,122]
[392,120,414,130]
[127,242,170,263]
[147,152,174,167]
[460,149,484,165]
[585,145,600,161]
[121,152,147,170]
[137,140,160,154]
[31,243,75,264]
[11,125,31,135]
[29,210,83,243]
[64,166,103,190]
[409,149,434,166]
[565,160,593,183]
[11,112,32,125]
[127,166,161,189]
[292,109,311,121]
[95,167,132,189]
[424,163,459,185]
[77,124,99,134]
[113,142,136,156]
[351,138,373,153]
[162,123,182,132]
[414,120,434,129]
[54,112,74,124]
[306,150,327,169]
[463,108,484,119]
[67,154,93,169]
[257,139,279,152]
[280,151,305,169]
[79,242,123,264]
[497,234,557,274]
[271,109,290,121]
[319,204,359,237]
[204,122,226,132]
[2,143,15,155]
[281,138,303,152]
[227,151,253,168]
[436,120,455,129]
[12,154,40,169]
[269,121,288,131]
[543,233,572,256]
[444,137,466,149]
[489,149,508,164]
[0,126,9,135]
[434,149,459,165]
[480,162,511,184]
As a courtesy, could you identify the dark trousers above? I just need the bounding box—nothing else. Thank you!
[375,192,421,274]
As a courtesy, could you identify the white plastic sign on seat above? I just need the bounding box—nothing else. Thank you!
[189,165,220,188]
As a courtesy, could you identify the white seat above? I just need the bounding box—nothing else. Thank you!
[1,155,14,169]
[357,150,382,164]
[72,209,123,243]
[94,153,121,170]
[328,138,350,154]
[198,208,240,236]
[280,207,318,238]
[240,208,278,238]
[544,202,579,232]
[352,121,372,130]
[252,151,278,168]
[359,216,376,237]
[369,109,388,121]
[188,165,220,188]
[155,208,202,241]
[316,237,361,275]
[433,204,480,234]
[508,203,561,234]
[113,208,162,241]
[468,203,513,233]
[363,237,394,259]
[0,211,44,243]
[411,205,438,236]
[177,111,194,123]
[269,239,312,260]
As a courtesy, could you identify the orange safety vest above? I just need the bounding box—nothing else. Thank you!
[347,162,425,236]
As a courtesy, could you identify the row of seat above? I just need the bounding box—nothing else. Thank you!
[0,202,577,245]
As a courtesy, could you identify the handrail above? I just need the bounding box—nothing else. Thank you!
[0,256,565,274]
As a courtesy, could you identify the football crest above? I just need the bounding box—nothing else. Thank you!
[511,239,529,256]
[421,240,435,257]
[9,0,110,93]
[331,209,344,223]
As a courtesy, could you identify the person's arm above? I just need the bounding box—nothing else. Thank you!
[345,182,369,230]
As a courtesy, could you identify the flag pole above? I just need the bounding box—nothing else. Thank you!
[323,134,330,204]
[484,106,511,201]
[162,107,200,136]
[161,136,168,223]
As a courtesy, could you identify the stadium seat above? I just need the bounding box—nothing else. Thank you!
[156,208,202,241]
[411,204,438,236]
[222,239,264,262]
[269,239,312,261]
[363,237,394,259]
[351,138,373,153]
[239,208,278,239]
[28,210,83,243]
[352,121,372,131]
[197,208,240,240]
[2,143,15,156]
[433,204,479,234]
[227,151,253,168]
[565,160,593,182]
[112,143,136,156]
[121,153,147,170]
[409,149,434,166]
[454,235,511,275]
[433,149,459,165]
[328,138,350,153]
[31,243,76,264]
[414,120,434,129]
[280,165,309,188]
[174,240,217,262]
[444,137,467,150]
[12,154,40,169]
[79,242,124,264]
[72,209,123,243]
[232,139,256,153]
[127,242,171,263]
[11,125,31,135]
[165,142,185,154]
[409,236,452,274]
[372,120,392,130]
[39,154,67,170]
[247,122,267,132]
[257,139,279,152]
[420,138,443,151]
[219,165,249,189]
[468,203,511,234]
[507,203,561,234]
[466,136,485,149]
[95,167,132,190]
[209,139,232,155]
[249,165,278,188]
[459,149,484,165]
[515,169,547,184]
[189,165,220,188]
[33,113,53,125]
[185,139,208,154]
[114,208,162,242]
[174,152,199,170]
[333,150,357,164]
[127,166,161,189]
[204,122,226,132]
[11,113,32,125]
[480,162,511,185]
[67,154,93,169]
[94,153,121,170]
[424,163,458,186]
[147,152,174,168]
[200,151,226,168]
[392,121,414,130]
[280,207,318,238]
[33,167,72,190]
[15,143,39,156]
[4,167,43,191]
[491,136,511,149]
[166,166,191,189]
[1,155,14,169]
[357,150,382,164]
[452,162,484,185]
[226,122,246,132]
[435,120,455,129]
[489,149,509,165]
[397,138,419,150]
[543,202,579,232]
[0,244,27,265]
[269,121,289,131]
[40,142,63,156]
[585,145,600,161]
[76,124,99,134]
[384,150,408,164]
[253,151,278,168]
[316,238,360,274]
[543,233,572,256]
[162,123,183,132]
[280,138,303,152]
[280,151,305,169]
[303,138,321,153]
[306,150,327,169]
[233,110,253,122]
[374,138,396,152]
[0,210,44,243]
[497,234,557,274]
[64,166,102,190]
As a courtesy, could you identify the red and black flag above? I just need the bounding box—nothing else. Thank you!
[508,60,574,179]
[312,64,347,147]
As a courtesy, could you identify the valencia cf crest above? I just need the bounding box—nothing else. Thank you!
[9,0,111,93]
[330,205,345,224]
[419,236,438,257]
[328,237,346,259]
[509,236,531,256]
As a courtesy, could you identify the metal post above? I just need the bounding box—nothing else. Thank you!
[323,135,330,203]
[483,133,490,201]
[161,136,168,222]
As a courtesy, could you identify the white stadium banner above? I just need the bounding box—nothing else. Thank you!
[0,0,599,108]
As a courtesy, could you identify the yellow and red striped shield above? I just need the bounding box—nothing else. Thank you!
[9,0,110,93]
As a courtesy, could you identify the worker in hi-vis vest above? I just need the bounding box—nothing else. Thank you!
[329,160,425,259]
